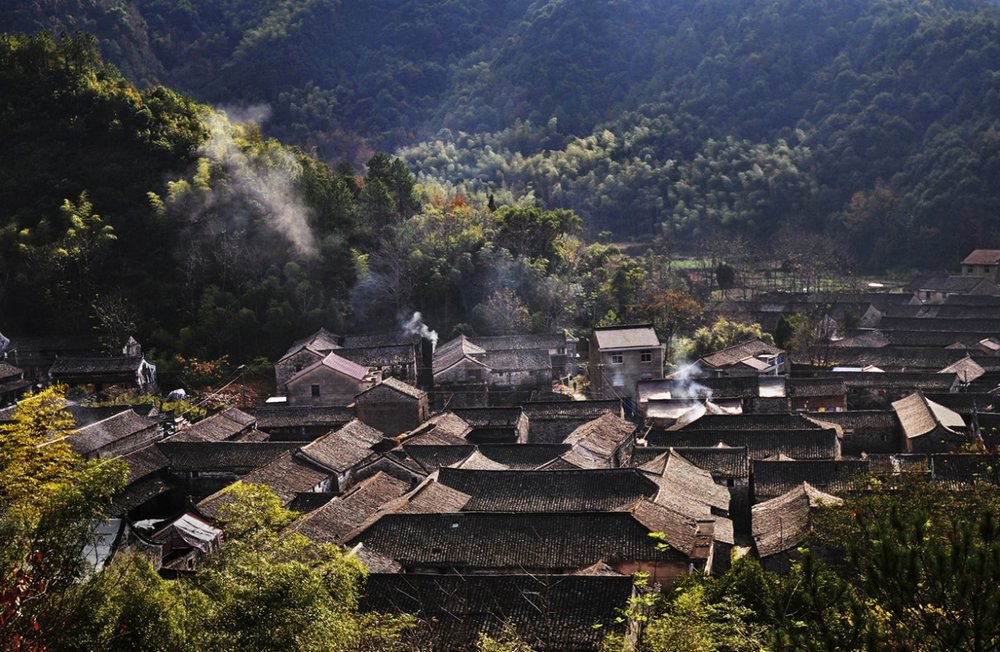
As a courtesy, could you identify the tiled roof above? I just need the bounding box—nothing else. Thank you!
[164,408,256,443]
[826,347,981,372]
[288,351,370,384]
[336,344,416,368]
[481,349,552,372]
[961,249,1000,265]
[248,405,353,430]
[109,475,174,517]
[468,334,567,351]
[401,413,473,445]
[282,328,341,358]
[592,325,660,350]
[289,472,410,544]
[892,393,965,439]
[341,332,420,348]
[752,459,869,501]
[939,356,986,383]
[880,315,1000,332]
[634,445,749,479]
[523,400,622,419]
[650,428,839,461]
[645,452,733,544]
[50,356,147,375]
[389,478,472,514]
[356,376,426,401]
[785,377,847,397]
[476,444,571,469]
[909,276,1000,295]
[299,420,383,472]
[435,468,658,512]
[752,483,842,557]
[866,454,930,476]
[0,361,24,380]
[403,444,477,472]
[156,441,299,472]
[453,407,523,427]
[72,409,161,457]
[698,339,782,369]
[196,452,331,516]
[836,371,959,391]
[120,445,171,483]
[433,335,487,375]
[677,413,822,431]
[830,330,892,348]
[931,453,1000,485]
[451,450,509,470]
[360,573,633,651]
[349,510,686,570]
[563,412,636,459]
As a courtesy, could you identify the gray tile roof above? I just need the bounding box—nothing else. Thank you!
[563,412,636,459]
[356,376,426,401]
[156,441,299,472]
[435,467,658,512]
[299,420,384,472]
[650,428,839,461]
[592,325,660,350]
[349,509,689,570]
[282,327,341,358]
[361,573,634,651]
[248,405,353,430]
[752,483,842,557]
[752,459,869,501]
[892,393,965,439]
[164,408,256,443]
[289,472,410,544]
[73,409,161,457]
[633,445,749,479]
[468,334,568,351]
[698,339,782,369]
[677,413,823,431]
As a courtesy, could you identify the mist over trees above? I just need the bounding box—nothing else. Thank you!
[4,0,999,271]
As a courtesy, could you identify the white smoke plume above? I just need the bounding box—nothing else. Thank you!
[402,311,438,349]
[667,361,713,400]
[200,108,318,257]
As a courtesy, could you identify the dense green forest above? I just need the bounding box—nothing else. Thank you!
[4,0,1000,271]
[1,33,693,367]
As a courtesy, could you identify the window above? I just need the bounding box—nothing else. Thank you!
[311,384,320,397]
[640,350,652,363]
[611,352,623,364]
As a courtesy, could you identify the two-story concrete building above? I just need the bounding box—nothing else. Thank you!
[588,325,663,412]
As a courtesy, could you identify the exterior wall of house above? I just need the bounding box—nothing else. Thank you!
[432,382,489,410]
[435,359,488,385]
[275,349,323,393]
[488,366,553,389]
[286,366,369,407]
[356,390,429,437]
[962,263,1000,283]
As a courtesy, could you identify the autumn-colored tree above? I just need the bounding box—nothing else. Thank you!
[644,289,703,362]
[0,386,128,647]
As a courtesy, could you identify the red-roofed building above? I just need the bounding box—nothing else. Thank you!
[285,352,378,407]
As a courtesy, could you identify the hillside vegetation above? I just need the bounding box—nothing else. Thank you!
[4,0,999,270]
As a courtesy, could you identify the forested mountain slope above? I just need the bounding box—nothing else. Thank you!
[3,0,1000,270]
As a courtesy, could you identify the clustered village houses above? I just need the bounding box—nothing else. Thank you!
[3,249,1000,649]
